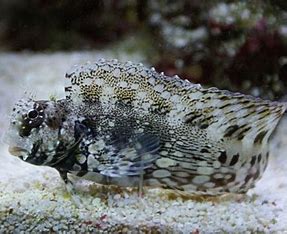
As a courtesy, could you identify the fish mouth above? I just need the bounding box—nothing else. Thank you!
[8,146,29,160]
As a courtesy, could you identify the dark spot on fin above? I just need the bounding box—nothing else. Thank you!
[200,148,209,153]
[254,130,268,144]
[185,114,201,124]
[220,103,231,109]
[237,127,251,140]
[193,156,205,161]
[244,174,253,183]
[211,173,236,187]
[65,86,73,92]
[250,156,257,166]
[224,125,239,137]
[258,154,262,163]
[230,153,239,166]
[199,123,209,129]
[65,72,75,78]
[263,152,269,171]
[253,168,260,181]
[218,151,227,164]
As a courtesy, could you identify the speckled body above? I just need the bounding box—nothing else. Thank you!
[6,59,286,195]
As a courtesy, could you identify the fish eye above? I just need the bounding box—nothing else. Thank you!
[28,109,38,119]
[19,103,45,137]
[24,105,45,128]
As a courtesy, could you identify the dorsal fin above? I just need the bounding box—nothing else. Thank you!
[65,59,286,147]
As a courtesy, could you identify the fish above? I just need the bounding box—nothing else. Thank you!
[5,59,286,200]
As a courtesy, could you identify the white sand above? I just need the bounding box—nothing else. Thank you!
[0,52,287,233]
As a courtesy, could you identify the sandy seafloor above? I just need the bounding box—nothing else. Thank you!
[0,51,287,233]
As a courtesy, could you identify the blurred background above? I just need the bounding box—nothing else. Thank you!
[0,0,286,100]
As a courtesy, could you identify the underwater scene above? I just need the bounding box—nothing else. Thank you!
[0,1,287,233]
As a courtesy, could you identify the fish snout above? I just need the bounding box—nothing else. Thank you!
[8,146,29,160]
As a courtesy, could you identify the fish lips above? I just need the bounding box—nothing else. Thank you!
[9,146,27,156]
[8,145,42,165]
[8,146,29,161]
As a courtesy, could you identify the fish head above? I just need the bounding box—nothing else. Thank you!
[5,98,73,166]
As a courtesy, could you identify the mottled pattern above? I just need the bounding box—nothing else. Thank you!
[6,59,286,196]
